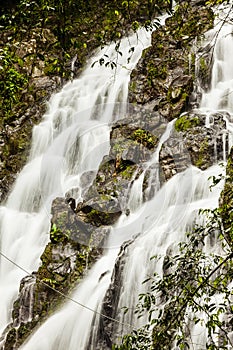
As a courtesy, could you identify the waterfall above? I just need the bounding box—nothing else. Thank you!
[1,4,233,350]
[0,26,152,336]
[19,163,224,350]
[200,5,233,113]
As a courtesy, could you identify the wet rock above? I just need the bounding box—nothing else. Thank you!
[1,196,103,349]
[159,111,228,181]
[0,78,61,203]
[79,195,122,226]
[91,238,136,350]
[129,2,214,119]
[84,108,168,213]
[51,197,109,247]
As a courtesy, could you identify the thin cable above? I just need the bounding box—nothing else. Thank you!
[0,250,135,330]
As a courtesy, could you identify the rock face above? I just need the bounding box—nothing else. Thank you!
[86,108,167,210]
[0,24,62,203]
[2,1,229,348]
[90,238,134,350]
[0,196,103,349]
[129,2,214,119]
[0,75,61,203]
[160,111,229,180]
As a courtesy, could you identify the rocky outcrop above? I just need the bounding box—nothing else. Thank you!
[129,2,214,119]
[0,197,104,349]
[0,75,61,203]
[85,108,167,209]
[160,111,229,180]
[92,238,135,350]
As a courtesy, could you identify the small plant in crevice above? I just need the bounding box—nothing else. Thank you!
[131,129,158,149]
[50,223,69,243]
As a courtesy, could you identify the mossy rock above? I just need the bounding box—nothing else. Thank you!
[129,1,214,114]
[81,196,122,226]
[130,128,158,149]
[193,137,210,168]
[175,114,201,132]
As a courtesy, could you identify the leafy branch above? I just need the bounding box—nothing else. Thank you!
[114,207,233,349]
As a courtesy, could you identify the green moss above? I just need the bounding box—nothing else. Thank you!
[112,141,125,154]
[131,128,157,149]
[40,243,53,266]
[100,194,112,201]
[87,208,110,225]
[199,57,209,82]
[41,277,59,289]
[50,223,69,243]
[4,328,17,350]
[194,138,209,168]
[175,115,200,132]
[147,62,167,84]
[121,165,135,179]
[129,81,137,93]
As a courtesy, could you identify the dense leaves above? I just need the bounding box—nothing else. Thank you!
[0,47,28,125]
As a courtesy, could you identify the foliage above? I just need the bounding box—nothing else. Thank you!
[0,0,174,123]
[113,207,233,349]
[219,149,233,244]
[50,223,69,243]
[0,47,28,124]
[147,61,168,83]
[205,0,229,5]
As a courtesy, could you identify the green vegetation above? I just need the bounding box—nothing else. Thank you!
[147,61,168,83]
[199,57,209,83]
[206,0,229,4]
[0,47,29,124]
[121,165,136,179]
[0,0,173,124]
[114,207,233,349]
[50,223,69,243]
[220,149,233,244]
[174,114,200,132]
[194,137,209,168]
[131,128,158,149]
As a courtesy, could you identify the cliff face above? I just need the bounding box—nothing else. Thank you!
[1,1,232,348]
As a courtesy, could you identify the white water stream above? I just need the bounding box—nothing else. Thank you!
[0,27,152,337]
[1,4,233,350]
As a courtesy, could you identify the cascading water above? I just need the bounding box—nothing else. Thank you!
[200,21,233,112]
[0,26,152,337]
[20,10,233,348]
[1,4,233,350]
